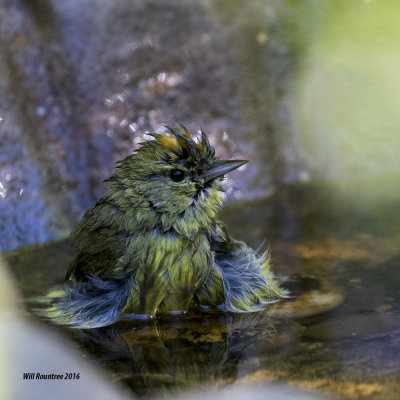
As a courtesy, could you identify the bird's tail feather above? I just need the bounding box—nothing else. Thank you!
[216,244,289,313]
[33,275,132,329]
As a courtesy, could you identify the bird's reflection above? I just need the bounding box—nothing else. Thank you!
[71,310,300,396]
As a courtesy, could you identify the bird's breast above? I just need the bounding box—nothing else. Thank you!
[127,230,213,312]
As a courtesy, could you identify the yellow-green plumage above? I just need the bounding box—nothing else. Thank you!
[38,125,287,328]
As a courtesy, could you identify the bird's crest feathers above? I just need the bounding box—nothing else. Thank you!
[144,125,216,162]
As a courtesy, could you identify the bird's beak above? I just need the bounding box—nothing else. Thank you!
[202,159,248,183]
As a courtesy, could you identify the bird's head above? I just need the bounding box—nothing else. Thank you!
[107,125,247,240]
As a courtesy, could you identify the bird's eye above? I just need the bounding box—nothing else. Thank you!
[170,169,185,182]
[170,169,186,182]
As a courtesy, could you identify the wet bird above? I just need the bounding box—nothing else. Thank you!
[41,125,287,328]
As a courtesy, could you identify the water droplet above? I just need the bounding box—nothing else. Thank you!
[0,182,7,198]
[108,116,117,126]
[36,106,46,117]
[129,123,138,132]
[157,72,166,82]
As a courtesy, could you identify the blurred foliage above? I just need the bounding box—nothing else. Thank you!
[293,0,400,186]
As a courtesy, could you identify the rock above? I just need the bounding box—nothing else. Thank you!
[0,0,298,250]
[269,275,344,319]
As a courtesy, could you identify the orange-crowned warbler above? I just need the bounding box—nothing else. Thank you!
[39,125,287,328]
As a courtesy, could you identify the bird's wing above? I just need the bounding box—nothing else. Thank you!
[65,197,130,283]
[65,246,120,283]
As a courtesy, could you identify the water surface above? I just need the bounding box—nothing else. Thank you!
[6,182,400,400]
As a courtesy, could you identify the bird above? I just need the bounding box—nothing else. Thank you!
[40,125,288,328]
